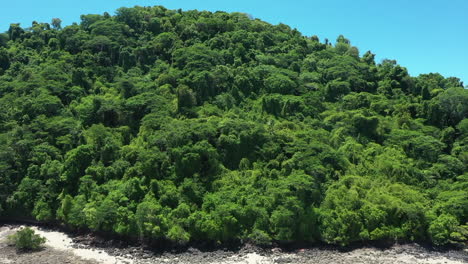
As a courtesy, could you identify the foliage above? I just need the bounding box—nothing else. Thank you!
[0,5,466,247]
[7,227,46,251]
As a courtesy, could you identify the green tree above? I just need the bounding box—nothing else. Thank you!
[51,18,62,29]
[8,227,46,251]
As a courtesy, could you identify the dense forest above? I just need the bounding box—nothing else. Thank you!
[0,6,466,247]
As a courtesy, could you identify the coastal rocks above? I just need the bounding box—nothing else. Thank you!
[1,225,467,264]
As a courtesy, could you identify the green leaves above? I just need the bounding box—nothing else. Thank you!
[319,176,429,245]
[0,48,10,72]
[0,5,465,248]
[8,227,46,251]
[264,73,297,95]
[325,80,350,101]
[135,197,167,239]
[428,214,461,245]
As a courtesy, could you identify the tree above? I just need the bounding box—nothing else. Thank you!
[336,34,350,44]
[430,88,468,127]
[264,73,297,94]
[8,23,23,41]
[51,18,62,30]
[325,80,351,101]
[135,198,167,240]
[177,85,197,113]
[8,227,46,251]
[362,51,375,65]
[0,48,10,72]
[428,214,460,245]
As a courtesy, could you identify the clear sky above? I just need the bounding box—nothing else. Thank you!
[1,0,467,84]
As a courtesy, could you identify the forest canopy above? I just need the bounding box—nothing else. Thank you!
[0,6,466,247]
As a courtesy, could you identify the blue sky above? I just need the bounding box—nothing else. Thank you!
[1,0,467,84]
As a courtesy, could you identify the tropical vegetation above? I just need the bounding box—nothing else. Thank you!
[0,6,467,247]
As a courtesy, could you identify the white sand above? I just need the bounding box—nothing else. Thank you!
[0,257,13,264]
[342,247,467,264]
[211,252,269,264]
[0,228,13,264]
[210,249,467,264]
[243,253,269,264]
[29,226,133,264]
[0,227,12,240]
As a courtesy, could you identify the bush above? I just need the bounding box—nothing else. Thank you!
[8,227,46,251]
[428,214,465,246]
[247,229,272,246]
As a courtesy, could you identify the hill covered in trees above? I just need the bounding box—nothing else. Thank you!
[0,5,467,247]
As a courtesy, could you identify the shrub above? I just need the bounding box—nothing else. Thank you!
[7,227,46,251]
[247,229,272,246]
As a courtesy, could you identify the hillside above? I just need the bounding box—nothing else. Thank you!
[0,5,466,247]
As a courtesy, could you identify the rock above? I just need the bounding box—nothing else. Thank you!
[275,257,292,263]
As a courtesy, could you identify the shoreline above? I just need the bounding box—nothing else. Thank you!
[1,222,467,264]
[0,219,466,254]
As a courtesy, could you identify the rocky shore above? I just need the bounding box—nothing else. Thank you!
[1,224,467,264]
